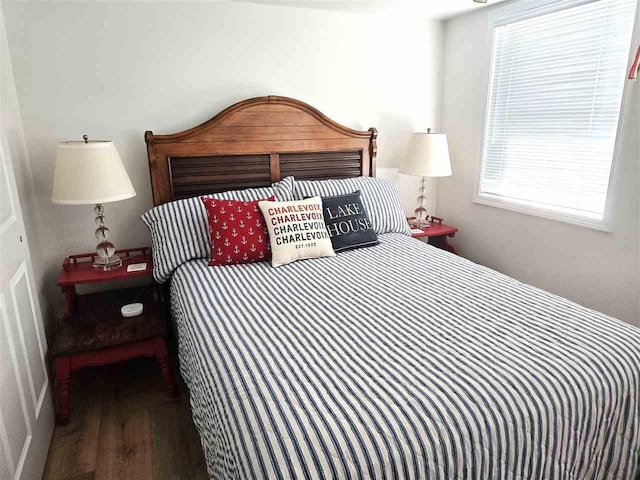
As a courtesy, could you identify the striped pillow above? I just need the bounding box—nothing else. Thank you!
[293,176,411,236]
[142,176,295,283]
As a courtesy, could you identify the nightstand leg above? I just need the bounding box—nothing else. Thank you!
[428,235,458,255]
[152,337,178,397]
[54,356,71,425]
[61,286,77,318]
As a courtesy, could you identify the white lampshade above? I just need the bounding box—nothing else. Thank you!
[399,132,452,178]
[51,140,136,205]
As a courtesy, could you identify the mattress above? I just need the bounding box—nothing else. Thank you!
[170,233,640,479]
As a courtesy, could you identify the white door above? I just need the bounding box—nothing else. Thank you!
[0,122,54,476]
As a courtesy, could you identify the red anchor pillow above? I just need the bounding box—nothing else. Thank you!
[201,196,274,266]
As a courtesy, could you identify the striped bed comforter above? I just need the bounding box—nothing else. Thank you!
[170,233,640,479]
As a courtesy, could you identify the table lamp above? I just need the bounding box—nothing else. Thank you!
[52,135,136,270]
[399,129,452,228]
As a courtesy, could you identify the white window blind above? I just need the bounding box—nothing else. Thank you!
[479,0,637,227]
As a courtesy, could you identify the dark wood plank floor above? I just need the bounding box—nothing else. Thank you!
[43,357,208,480]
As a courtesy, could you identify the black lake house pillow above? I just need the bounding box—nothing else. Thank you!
[321,191,379,252]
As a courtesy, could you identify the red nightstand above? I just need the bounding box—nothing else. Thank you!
[409,216,459,254]
[52,247,177,425]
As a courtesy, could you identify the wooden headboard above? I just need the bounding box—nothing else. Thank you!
[145,96,378,206]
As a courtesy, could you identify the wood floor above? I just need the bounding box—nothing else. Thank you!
[43,357,208,480]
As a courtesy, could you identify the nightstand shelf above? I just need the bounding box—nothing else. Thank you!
[52,248,176,425]
[58,247,154,317]
[52,287,164,355]
[409,216,459,254]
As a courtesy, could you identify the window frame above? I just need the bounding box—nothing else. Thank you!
[473,0,639,233]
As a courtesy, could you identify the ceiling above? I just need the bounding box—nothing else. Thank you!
[231,0,509,19]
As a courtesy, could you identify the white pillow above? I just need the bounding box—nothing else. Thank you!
[258,197,335,267]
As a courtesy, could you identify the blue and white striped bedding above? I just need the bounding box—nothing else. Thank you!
[170,233,640,479]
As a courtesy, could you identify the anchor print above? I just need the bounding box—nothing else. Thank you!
[203,196,273,266]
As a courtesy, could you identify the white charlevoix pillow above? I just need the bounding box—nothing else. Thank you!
[142,176,295,283]
[258,197,335,267]
[293,176,411,236]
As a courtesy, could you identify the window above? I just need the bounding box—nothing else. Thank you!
[477,0,637,229]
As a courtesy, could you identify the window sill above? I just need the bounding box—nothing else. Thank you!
[473,194,613,233]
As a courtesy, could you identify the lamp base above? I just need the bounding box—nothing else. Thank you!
[409,217,430,229]
[93,203,122,271]
[93,255,122,271]
[412,176,430,229]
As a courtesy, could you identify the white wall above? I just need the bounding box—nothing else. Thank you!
[438,7,640,325]
[3,1,444,320]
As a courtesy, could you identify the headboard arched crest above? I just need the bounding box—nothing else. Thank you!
[145,96,377,205]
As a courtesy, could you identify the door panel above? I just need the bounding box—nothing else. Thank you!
[0,294,31,479]
[0,405,15,479]
[0,5,54,476]
[10,263,48,416]
[0,38,54,477]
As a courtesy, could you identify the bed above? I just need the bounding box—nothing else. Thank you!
[144,96,640,479]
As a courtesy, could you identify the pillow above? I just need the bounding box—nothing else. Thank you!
[293,176,411,236]
[142,176,295,282]
[202,196,273,266]
[258,197,335,267]
[321,191,379,252]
